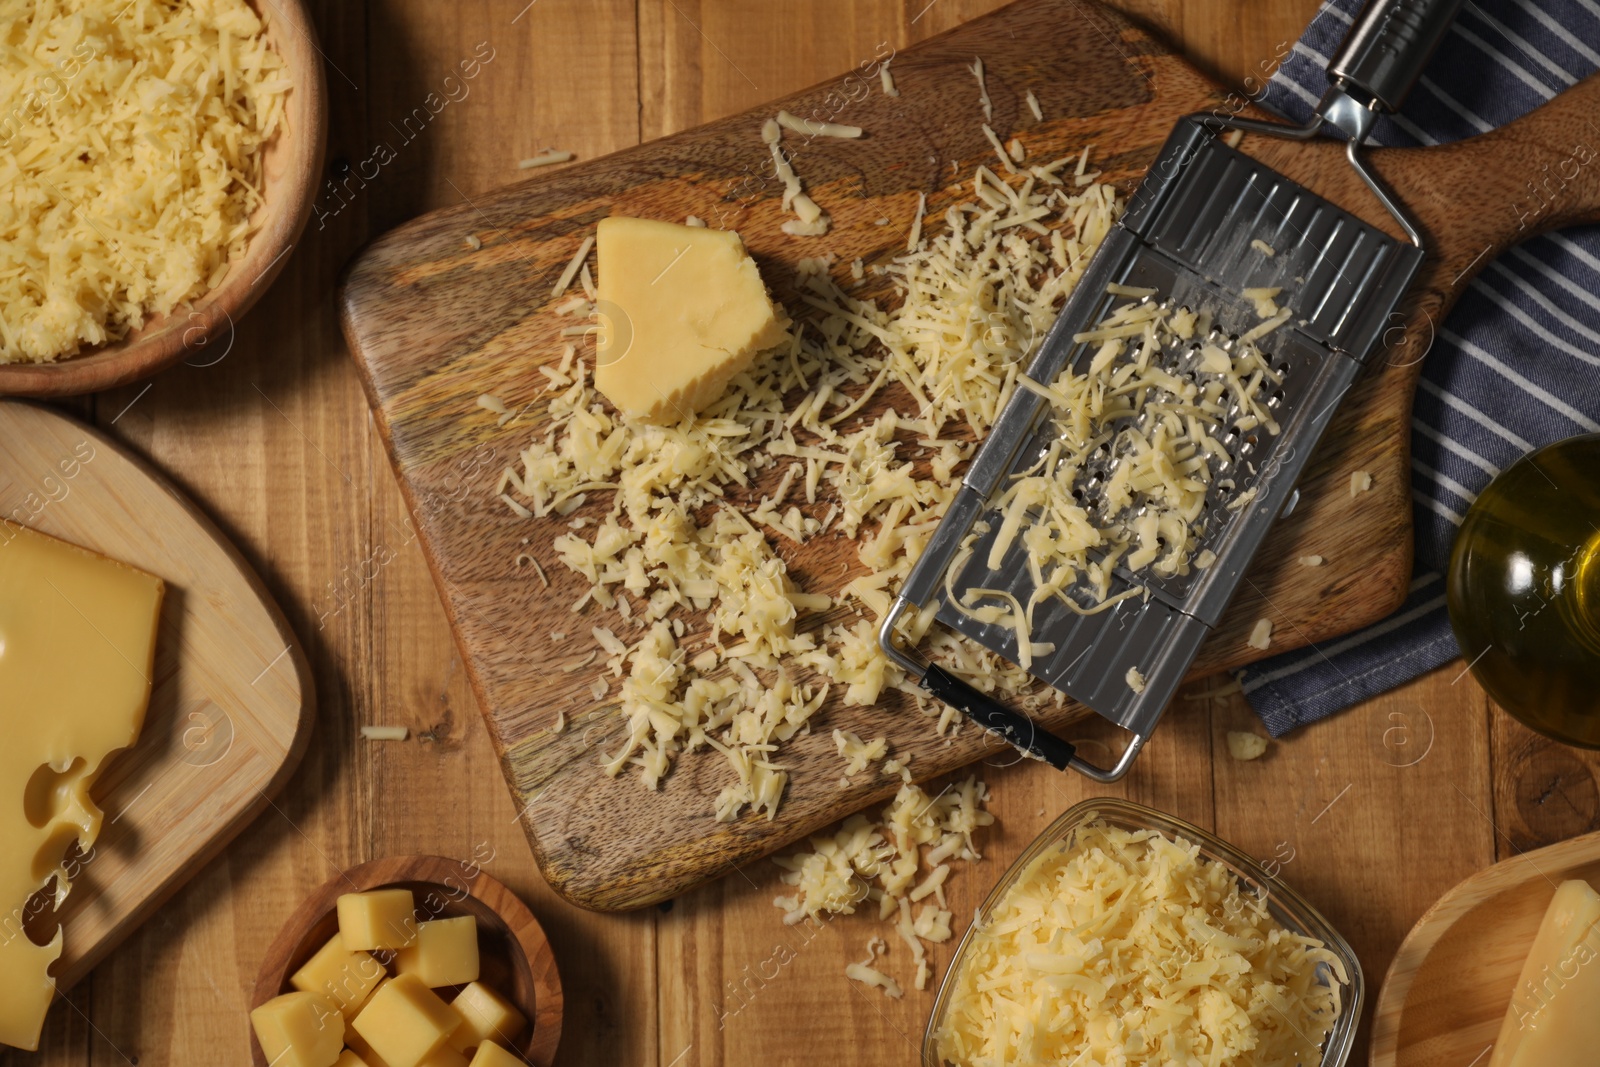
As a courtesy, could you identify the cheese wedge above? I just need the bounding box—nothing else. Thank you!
[1489,879,1600,1066]
[594,217,788,423]
[0,523,164,1050]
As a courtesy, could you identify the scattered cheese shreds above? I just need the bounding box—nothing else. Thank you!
[519,150,575,169]
[1350,470,1373,497]
[0,0,291,363]
[1025,89,1043,121]
[970,57,992,122]
[360,726,409,741]
[1299,554,1325,566]
[934,820,1346,1066]
[880,60,899,97]
[1247,617,1273,650]
[776,109,863,139]
[1227,730,1270,760]
[502,144,1125,822]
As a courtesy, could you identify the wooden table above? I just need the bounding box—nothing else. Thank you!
[14,2,1595,1065]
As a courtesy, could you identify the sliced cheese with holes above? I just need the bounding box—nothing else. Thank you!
[0,524,163,1050]
[1489,879,1600,1067]
[594,217,787,423]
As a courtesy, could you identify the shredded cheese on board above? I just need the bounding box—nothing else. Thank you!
[0,0,291,363]
[934,820,1345,1067]
[498,145,1124,821]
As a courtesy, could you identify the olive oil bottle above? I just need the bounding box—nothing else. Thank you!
[1448,434,1600,746]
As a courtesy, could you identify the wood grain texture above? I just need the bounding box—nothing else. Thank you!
[1370,831,1600,1067]
[249,854,563,1067]
[340,0,1600,911]
[0,0,327,399]
[14,2,1583,1066]
[0,401,314,991]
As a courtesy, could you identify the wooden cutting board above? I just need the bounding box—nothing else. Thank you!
[340,0,1600,910]
[1370,831,1600,1066]
[0,401,315,994]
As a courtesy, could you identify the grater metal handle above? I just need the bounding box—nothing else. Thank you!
[1329,0,1467,113]
[921,664,1078,770]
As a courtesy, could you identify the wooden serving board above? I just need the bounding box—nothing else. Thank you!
[340,0,1600,910]
[0,402,315,994]
[1370,830,1600,1066]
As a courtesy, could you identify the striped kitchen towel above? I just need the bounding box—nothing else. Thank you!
[1239,0,1600,736]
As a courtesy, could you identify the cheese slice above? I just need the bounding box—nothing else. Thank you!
[1489,879,1600,1066]
[593,217,788,422]
[0,523,164,1051]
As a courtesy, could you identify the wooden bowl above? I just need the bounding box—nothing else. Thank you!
[0,0,327,397]
[1370,830,1600,1066]
[250,856,563,1067]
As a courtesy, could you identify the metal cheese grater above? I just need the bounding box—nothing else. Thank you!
[879,0,1464,780]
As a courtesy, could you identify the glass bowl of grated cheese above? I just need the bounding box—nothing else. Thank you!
[924,798,1361,1067]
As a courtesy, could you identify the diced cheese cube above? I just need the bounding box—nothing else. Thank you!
[292,932,386,1016]
[345,1029,392,1067]
[338,889,418,951]
[448,982,526,1053]
[594,217,787,423]
[467,1042,528,1067]
[350,975,463,1067]
[250,992,345,1067]
[336,1051,372,1067]
[395,917,480,988]
[418,1043,470,1067]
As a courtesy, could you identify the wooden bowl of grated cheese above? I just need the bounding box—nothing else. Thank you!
[0,0,326,396]
[925,798,1362,1067]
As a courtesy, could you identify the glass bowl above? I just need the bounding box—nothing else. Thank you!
[922,798,1362,1067]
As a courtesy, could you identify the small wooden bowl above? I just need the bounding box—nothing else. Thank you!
[251,855,563,1067]
[0,0,326,397]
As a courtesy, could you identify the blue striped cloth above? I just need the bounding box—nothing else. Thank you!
[1239,0,1600,736]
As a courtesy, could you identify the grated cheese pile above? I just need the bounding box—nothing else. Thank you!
[0,0,291,362]
[935,819,1346,1067]
[953,287,1290,664]
[499,146,1123,822]
[773,777,992,993]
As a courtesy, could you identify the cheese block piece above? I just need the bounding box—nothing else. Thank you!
[418,1042,470,1067]
[0,523,164,1051]
[395,916,480,988]
[292,931,387,1017]
[447,981,526,1053]
[250,992,345,1067]
[336,1051,372,1067]
[594,216,788,423]
[467,1041,527,1067]
[350,974,463,1067]
[338,888,418,951]
[1488,879,1600,1066]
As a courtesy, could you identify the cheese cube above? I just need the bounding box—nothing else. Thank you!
[292,932,386,1016]
[350,974,463,1067]
[250,992,345,1067]
[338,889,418,952]
[447,982,526,1052]
[418,1043,470,1067]
[345,1029,392,1067]
[594,216,788,423]
[395,916,480,988]
[467,1042,527,1067]
[335,1052,372,1067]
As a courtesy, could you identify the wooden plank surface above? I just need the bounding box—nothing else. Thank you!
[10,2,1599,1067]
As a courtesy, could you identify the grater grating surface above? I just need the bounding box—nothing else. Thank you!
[887,116,1424,768]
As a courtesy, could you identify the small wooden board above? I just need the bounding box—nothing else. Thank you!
[0,401,315,992]
[340,0,1600,909]
[1371,831,1600,1066]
